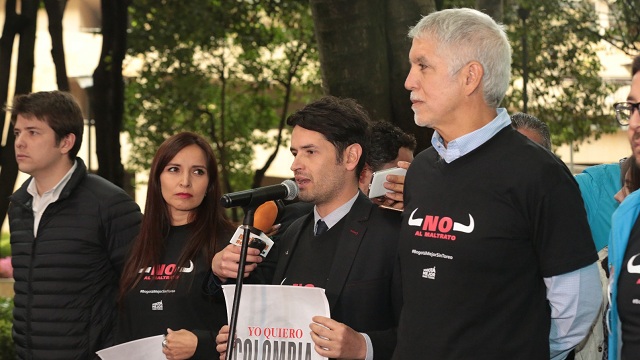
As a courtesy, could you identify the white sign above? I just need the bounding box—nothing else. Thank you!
[96,334,164,360]
[223,285,330,360]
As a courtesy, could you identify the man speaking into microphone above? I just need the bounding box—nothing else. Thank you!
[220,179,298,209]
[213,96,401,360]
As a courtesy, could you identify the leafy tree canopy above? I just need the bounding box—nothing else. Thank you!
[587,0,640,55]
[124,0,320,193]
[125,0,627,194]
[503,0,619,148]
[451,0,619,148]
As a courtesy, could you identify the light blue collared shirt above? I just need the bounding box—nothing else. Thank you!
[313,191,359,231]
[431,108,511,163]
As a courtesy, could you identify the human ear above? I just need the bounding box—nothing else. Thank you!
[344,143,363,171]
[59,133,76,155]
[464,61,484,95]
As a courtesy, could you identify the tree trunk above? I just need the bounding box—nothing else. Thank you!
[92,0,129,188]
[476,0,503,22]
[14,0,37,96]
[310,0,392,122]
[310,0,436,152]
[0,0,37,228]
[385,0,436,152]
[0,0,19,229]
[0,0,19,114]
[43,0,69,91]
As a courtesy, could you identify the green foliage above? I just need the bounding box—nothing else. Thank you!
[0,297,14,360]
[124,0,320,194]
[0,234,9,258]
[125,0,619,168]
[438,1,618,149]
[589,0,640,55]
[503,0,619,149]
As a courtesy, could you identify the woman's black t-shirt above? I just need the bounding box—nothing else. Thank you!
[117,225,226,359]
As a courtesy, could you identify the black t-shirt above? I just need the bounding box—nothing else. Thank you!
[281,218,345,288]
[394,126,597,359]
[618,214,640,358]
[117,225,227,359]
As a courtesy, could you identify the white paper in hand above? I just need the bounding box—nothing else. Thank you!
[223,284,330,360]
[96,334,165,360]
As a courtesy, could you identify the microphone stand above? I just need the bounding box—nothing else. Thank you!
[225,205,256,360]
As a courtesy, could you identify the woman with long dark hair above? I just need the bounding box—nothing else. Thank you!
[117,132,236,359]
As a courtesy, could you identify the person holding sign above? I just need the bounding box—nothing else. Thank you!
[215,96,402,360]
[117,132,269,359]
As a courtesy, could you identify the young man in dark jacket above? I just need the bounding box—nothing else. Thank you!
[8,91,142,359]
[214,96,402,360]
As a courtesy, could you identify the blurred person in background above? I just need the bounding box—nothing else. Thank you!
[607,54,640,360]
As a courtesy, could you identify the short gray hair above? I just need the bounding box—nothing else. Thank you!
[409,8,512,108]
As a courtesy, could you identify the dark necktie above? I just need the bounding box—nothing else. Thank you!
[315,219,328,236]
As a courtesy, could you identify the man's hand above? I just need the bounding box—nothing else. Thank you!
[211,244,262,282]
[309,316,367,360]
[162,328,197,360]
[216,325,230,360]
[374,160,410,210]
[264,223,281,237]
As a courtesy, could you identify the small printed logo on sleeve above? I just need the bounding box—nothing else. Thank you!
[152,300,163,311]
[422,266,436,279]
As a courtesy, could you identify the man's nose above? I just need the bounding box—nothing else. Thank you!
[14,133,25,148]
[405,70,417,91]
[290,156,301,172]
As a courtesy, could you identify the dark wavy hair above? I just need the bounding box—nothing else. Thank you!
[120,132,234,298]
[367,121,416,171]
[286,96,371,178]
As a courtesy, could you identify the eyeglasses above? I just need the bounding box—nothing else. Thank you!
[614,101,640,126]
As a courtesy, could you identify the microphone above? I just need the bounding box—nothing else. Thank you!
[253,201,279,233]
[221,179,298,208]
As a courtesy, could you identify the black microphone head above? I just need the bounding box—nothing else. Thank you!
[281,179,299,201]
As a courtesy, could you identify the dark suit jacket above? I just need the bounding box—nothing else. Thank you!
[272,193,402,359]
[271,201,314,243]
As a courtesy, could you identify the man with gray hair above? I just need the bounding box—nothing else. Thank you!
[396,8,600,359]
